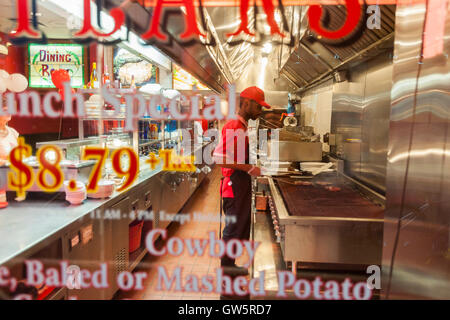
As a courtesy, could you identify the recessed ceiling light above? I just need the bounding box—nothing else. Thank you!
[10,30,17,34]
[274,11,281,23]
[262,42,273,54]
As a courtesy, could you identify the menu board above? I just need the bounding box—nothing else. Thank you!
[28,44,84,88]
[173,64,209,90]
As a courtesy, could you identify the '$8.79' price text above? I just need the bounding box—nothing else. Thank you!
[8,137,196,198]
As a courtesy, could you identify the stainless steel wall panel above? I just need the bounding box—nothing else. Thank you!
[382,2,450,299]
[360,56,393,193]
[382,2,427,298]
[331,65,367,181]
[299,79,334,152]
[329,51,393,194]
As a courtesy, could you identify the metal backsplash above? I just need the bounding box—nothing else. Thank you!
[331,67,365,183]
[360,58,393,193]
[382,2,450,299]
[330,54,393,194]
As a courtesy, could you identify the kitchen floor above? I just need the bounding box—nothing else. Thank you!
[115,167,249,300]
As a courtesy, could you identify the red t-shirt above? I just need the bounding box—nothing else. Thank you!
[213,116,249,198]
[201,119,208,132]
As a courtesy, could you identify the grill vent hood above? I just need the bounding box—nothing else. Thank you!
[281,5,396,92]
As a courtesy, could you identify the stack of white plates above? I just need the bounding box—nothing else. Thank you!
[87,180,115,199]
[85,101,100,116]
[262,161,292,169]
[300,162,335,174]
[64,181,87,205]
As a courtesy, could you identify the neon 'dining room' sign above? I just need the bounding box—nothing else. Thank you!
[28,44,84,88]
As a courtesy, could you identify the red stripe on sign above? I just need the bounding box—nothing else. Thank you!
[423,0,448,59]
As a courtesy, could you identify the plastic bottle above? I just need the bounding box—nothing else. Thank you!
[130,75,136,89]
[90,62,99,89]
[103,72,111,88]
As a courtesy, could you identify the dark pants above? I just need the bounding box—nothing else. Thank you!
[221,170,252,266]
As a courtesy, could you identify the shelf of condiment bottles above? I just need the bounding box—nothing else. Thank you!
[138,137,180,147]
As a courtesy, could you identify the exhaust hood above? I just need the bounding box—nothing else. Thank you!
[281,5,396,92]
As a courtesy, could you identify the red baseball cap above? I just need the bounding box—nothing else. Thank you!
[240,86,271,108]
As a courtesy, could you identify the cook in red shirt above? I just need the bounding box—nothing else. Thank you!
[213,86,270,275]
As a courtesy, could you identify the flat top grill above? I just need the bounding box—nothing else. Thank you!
[275,174,384,219]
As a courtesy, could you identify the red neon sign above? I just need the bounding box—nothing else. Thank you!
[74,0,125,38]
[11,0,39,38]
[9,0,399,44]
[141,0,206,40]
[308,0,362,40]
[227,0,284,37]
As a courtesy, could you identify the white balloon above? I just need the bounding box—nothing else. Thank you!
[7,73,28,93]
[0,78,6,93]
[0,69,9,80]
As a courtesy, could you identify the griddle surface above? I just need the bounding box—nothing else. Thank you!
[276,177,384,219]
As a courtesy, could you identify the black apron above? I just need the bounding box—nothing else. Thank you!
[221,169,252,266]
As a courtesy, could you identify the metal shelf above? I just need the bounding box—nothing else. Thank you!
[139,118,159,121]
[138,139,162,147]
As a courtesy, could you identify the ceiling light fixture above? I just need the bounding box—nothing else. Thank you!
[274,11,281,23]
[262,42,272,55]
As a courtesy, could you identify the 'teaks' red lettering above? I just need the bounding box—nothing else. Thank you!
[10,0,364,42]
[74,0,125,37]
[11,0,39,37]
[227,0,284,37]
[141,0,206,40]
[308,0,362,40]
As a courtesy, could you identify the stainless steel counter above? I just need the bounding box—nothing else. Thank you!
[267,174,384,272]
[0,167,162,267]
[251,176,383,299]
[251,210,379,299]
[0,141,214,267]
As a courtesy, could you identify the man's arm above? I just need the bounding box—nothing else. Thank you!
[214,155,261,176]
